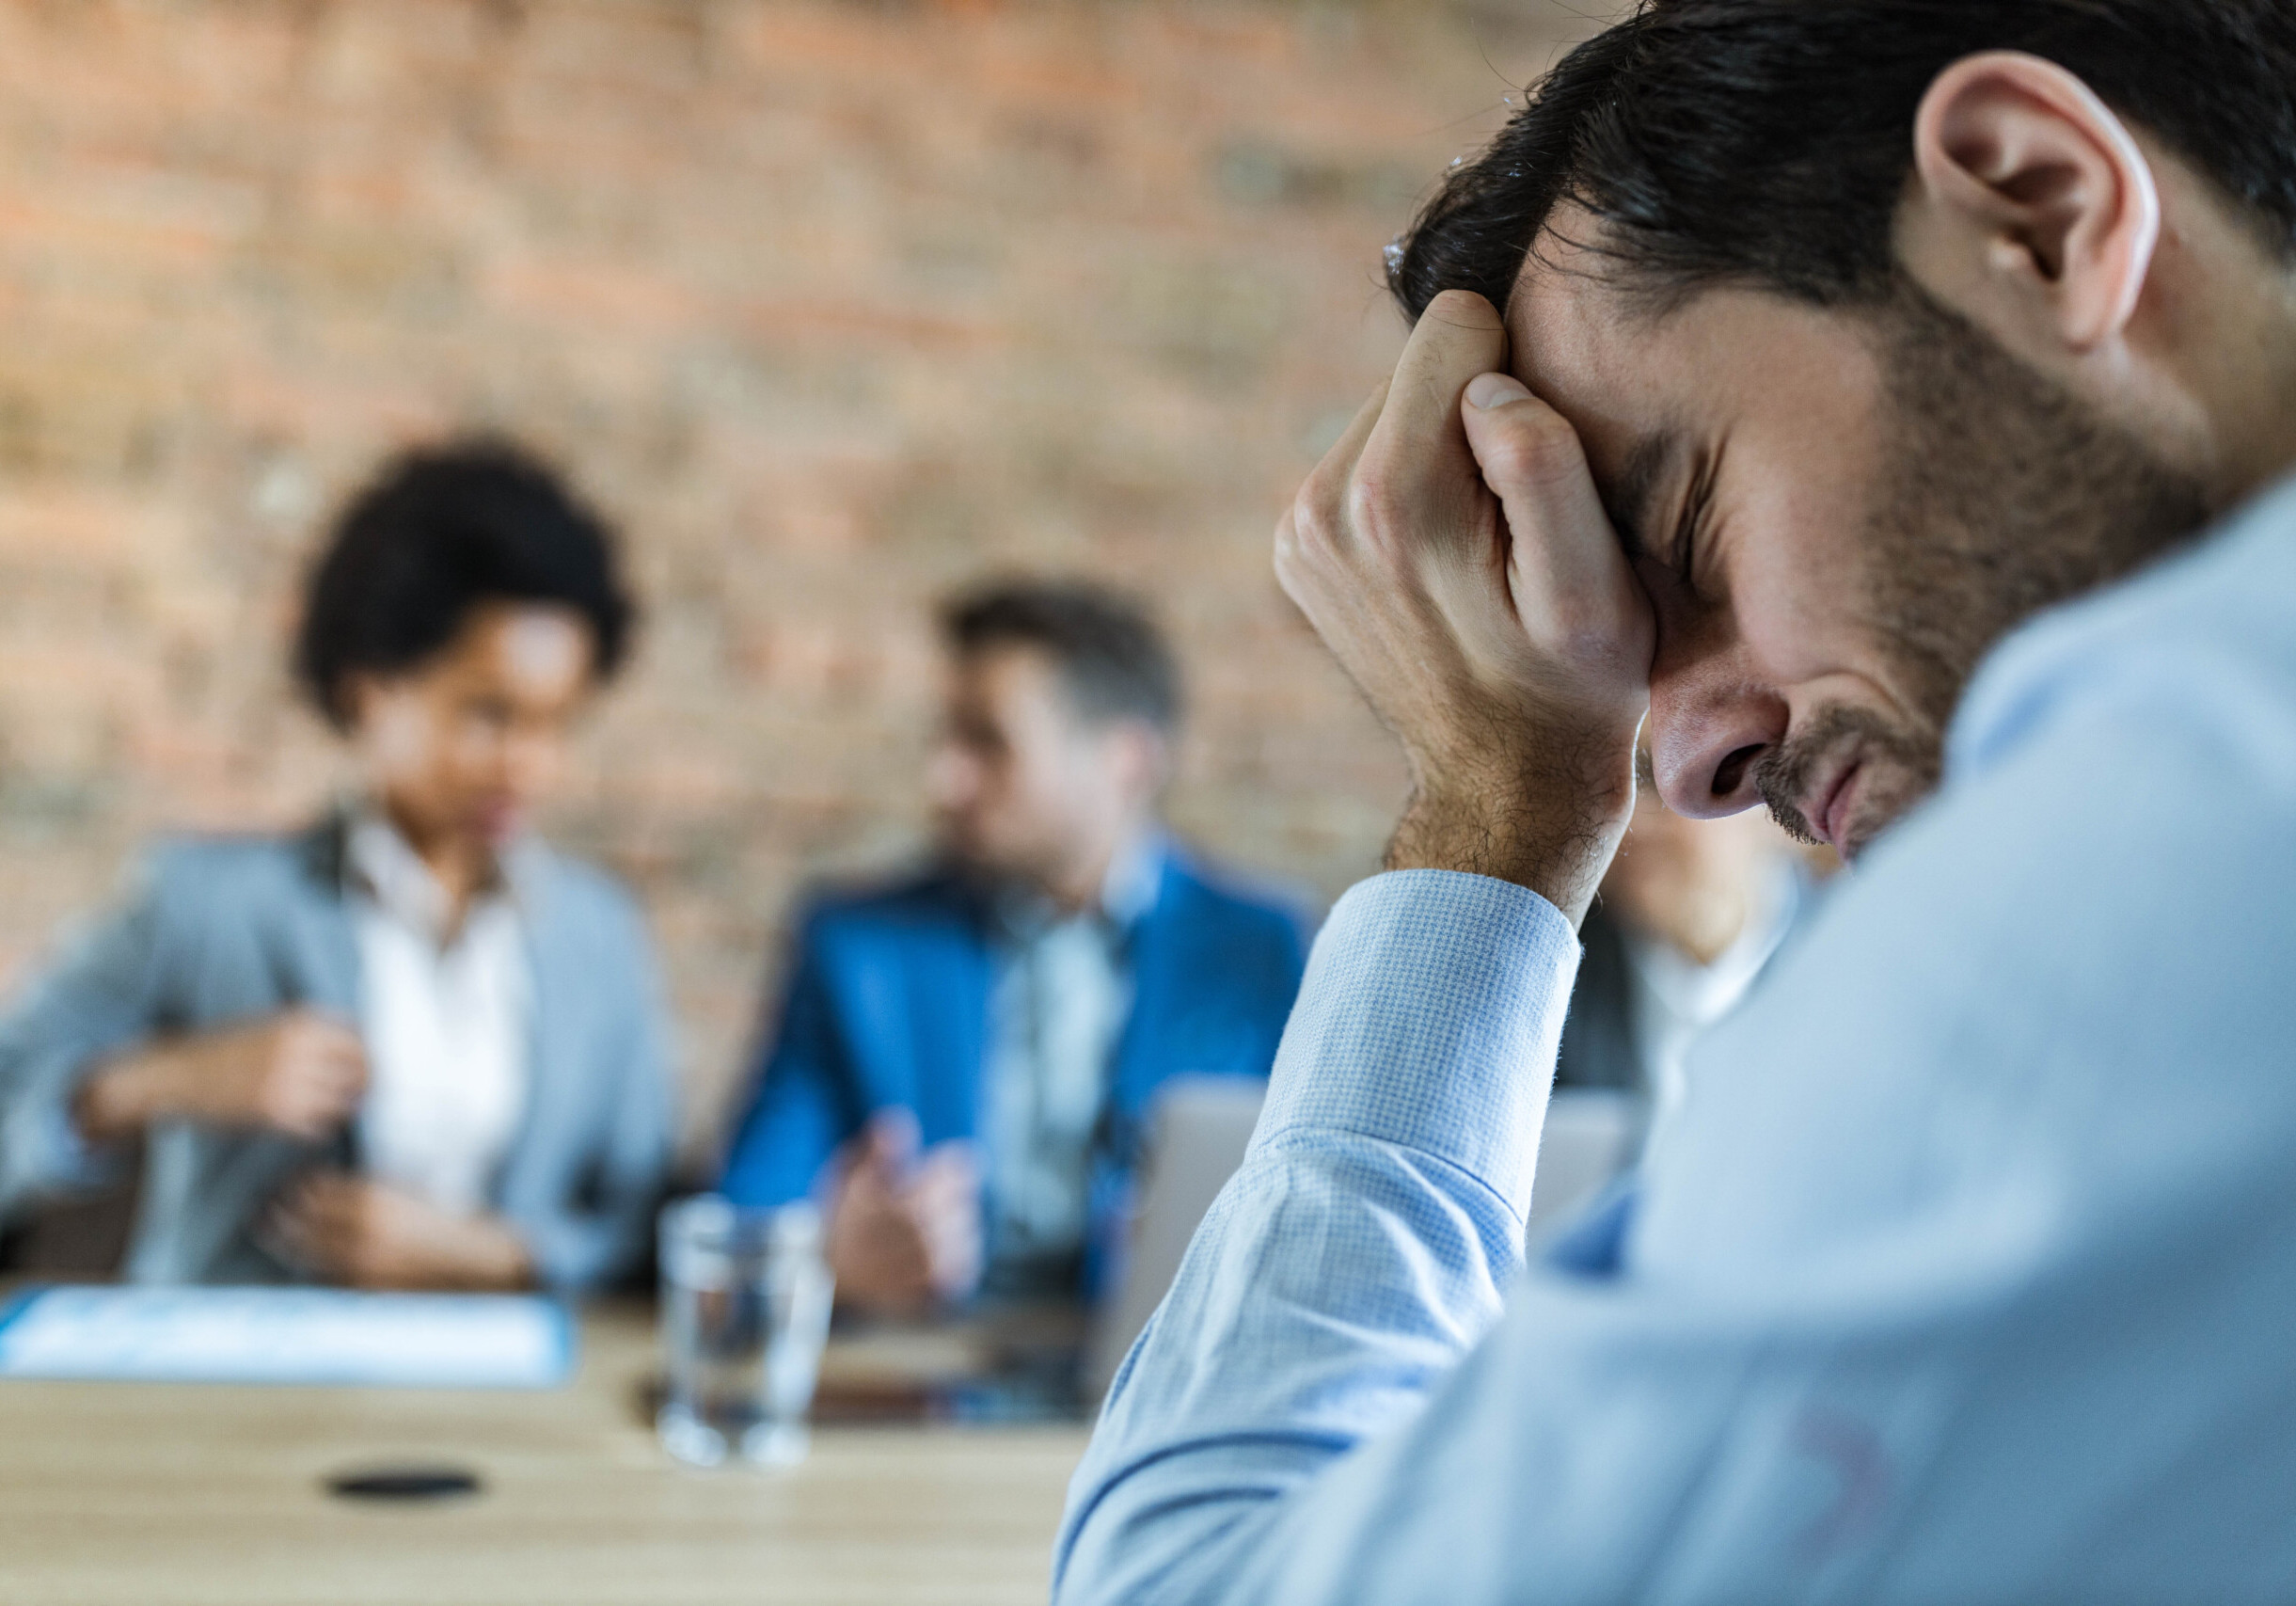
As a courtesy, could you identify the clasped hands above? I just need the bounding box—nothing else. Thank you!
[76,1008,531,1289]
[822,1112,983,1318]
[1276,290,1654,925]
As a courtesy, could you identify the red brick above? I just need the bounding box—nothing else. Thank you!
[0,0,1610,1157]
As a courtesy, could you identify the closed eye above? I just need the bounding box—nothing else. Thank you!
[1668,444,1722,604]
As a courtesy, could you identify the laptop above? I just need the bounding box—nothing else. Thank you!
[1086,1081,1641,1398]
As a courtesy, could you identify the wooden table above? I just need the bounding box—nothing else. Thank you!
[0,1307,1090,1606]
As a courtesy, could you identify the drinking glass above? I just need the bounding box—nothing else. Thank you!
[657,1195,833,1468]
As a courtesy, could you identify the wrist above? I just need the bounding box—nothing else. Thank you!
[469,1215,536,1290]
[435,1214,535,1291]
[75,1045,194,1141]
[1386,746,1636,923]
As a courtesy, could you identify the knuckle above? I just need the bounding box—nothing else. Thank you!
[1345,470,1404,537]
[1283,489,1322,549]
[1295,460,1348,533]
[1421,288,1500,332]
[1483,412,1584,486]
[1282,488,1344,569]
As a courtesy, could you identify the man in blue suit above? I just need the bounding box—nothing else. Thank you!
[720,580,1307,1313]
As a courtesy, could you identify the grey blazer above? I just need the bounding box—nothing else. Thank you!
[0,819,673,1293]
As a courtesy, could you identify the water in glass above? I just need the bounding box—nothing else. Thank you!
[657,1195,833,1467]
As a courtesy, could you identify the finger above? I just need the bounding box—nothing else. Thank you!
[265,1184,340,1258]
[282,1089,353,1135]
[862,1107,923,1175]
[1355,290,1510,545]
[277,1064,357,1121]
[910,1138,978,1188]
[1293,381,1388,517]
[290,1006,361,1039]
[268,1194,309,1239]
[310,1036,369,1085]
[920,1199,979,1264]
[907,1177,978,1239]
[923,1208,982,1296]
[904,1177,975,1240]
[321,1042,371,1091]
[1460,374,1655,670]
[311,1059,367,1105]
[1278,386,1391,606]
[296,1171,356,1217]
[261,1208,316,1269]
[1460,375,1610,563]
[289,1015,368,1074]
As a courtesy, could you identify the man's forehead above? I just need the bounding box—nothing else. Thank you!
[1498,233,1886,542]
[1502,243,1686,536]
[1500,221,1702,426]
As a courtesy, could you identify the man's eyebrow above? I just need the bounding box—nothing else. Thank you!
[1602,428,1680,564]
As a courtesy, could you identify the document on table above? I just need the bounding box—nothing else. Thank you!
[0,1286,577,1389]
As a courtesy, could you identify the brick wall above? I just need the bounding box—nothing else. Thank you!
[0,0,1605,1157]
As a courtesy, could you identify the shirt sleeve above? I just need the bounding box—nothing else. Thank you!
[0,859,177,1221]
[1054,869,1581,1604]
[718,919,859,1208]
[1054,628,2296,1606]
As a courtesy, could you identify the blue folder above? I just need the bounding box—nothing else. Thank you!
[0,1285,577,1389]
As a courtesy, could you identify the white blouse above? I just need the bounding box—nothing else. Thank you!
[345,815,531,1217]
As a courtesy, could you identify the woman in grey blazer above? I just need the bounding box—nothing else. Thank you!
[0,443,673,1294]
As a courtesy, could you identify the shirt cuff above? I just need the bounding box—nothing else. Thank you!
[1254,869,1581,1221]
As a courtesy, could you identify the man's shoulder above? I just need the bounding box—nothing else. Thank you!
[1956,475,2296,779]
[794,867,981,944]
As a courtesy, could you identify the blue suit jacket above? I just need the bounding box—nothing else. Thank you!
[718,849,1308,1269]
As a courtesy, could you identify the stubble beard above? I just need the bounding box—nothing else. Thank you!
[1755,278,2214,857]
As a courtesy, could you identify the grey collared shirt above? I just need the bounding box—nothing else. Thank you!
[977,836,1163,1297]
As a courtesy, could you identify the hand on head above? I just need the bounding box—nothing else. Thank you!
[823,1110,983,1318]
[1276,289,1652,924]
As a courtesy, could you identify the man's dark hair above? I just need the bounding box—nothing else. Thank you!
[940,579,1182,733]
[1390,0,2296,321]
[294,441,636,729]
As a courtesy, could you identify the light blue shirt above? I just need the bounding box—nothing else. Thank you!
[1054,477,2296,1605]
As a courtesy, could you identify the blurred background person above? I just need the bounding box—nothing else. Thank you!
[0,442,673,1293]
[718,580,1307,1316]
[1556,773,1809,1149]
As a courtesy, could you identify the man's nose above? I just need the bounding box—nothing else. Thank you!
[1647,653,1788,819]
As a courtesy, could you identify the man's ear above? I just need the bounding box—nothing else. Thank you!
[1905,50,2161,353]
